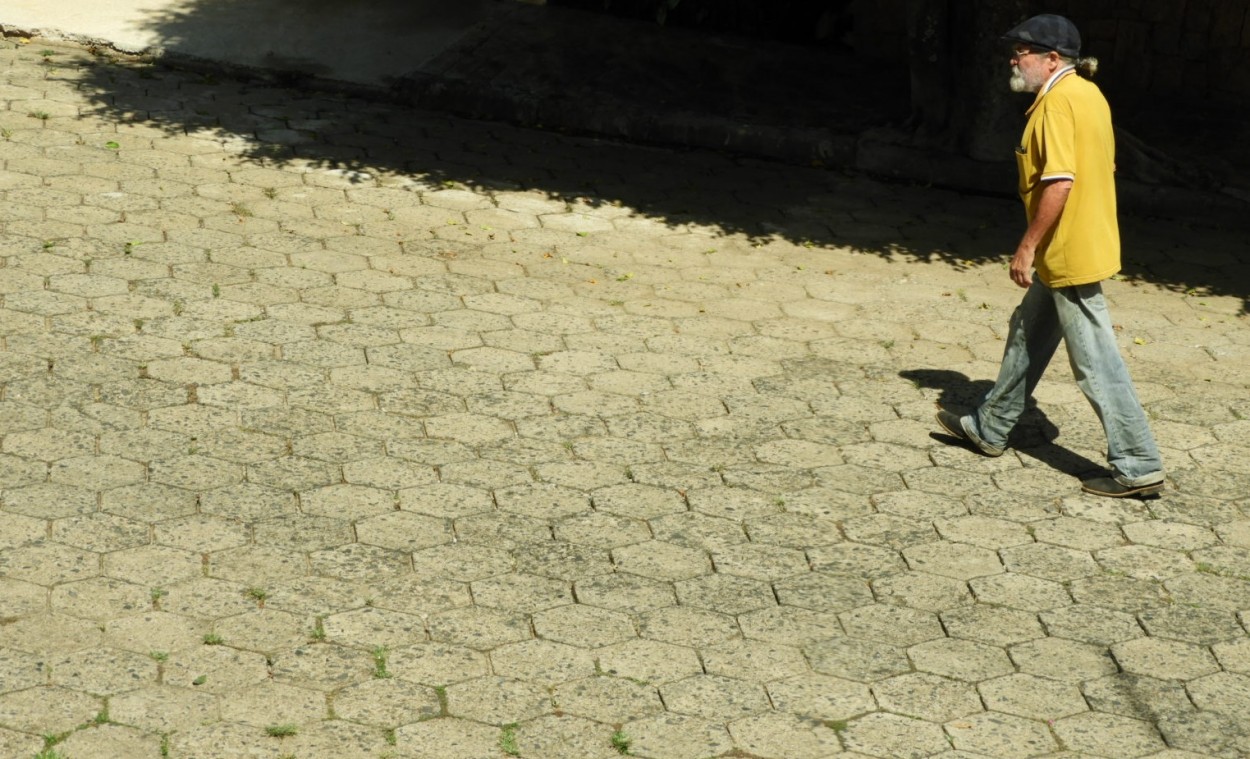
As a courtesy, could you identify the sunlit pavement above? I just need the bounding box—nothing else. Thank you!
[1,39,1249,759]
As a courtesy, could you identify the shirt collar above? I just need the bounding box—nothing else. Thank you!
[1026,65,1076,114]
[1041,65,1076,95]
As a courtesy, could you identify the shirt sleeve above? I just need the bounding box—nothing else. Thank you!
[1038,99,1077,182]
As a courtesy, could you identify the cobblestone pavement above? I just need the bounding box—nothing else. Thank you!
[2,39,1249,759]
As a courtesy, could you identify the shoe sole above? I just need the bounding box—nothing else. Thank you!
[1081,481,1164,498]
[935,411,1004,457]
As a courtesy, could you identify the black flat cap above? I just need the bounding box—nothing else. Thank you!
[1003,14,1081,58]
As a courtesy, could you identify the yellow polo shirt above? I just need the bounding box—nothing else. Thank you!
[1016,70,1120,287]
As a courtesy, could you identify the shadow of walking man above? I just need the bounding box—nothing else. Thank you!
[901,368,1105,480]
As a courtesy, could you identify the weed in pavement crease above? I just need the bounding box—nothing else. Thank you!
[611,729,632,754]
[265,724,298,738]
[371,646,393,679]
[499,723,520,756]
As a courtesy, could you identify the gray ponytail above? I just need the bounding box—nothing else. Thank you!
[1060,54,1100,78]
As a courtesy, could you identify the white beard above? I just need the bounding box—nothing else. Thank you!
[1009,65,1030,92]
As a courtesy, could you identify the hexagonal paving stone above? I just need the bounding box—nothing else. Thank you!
[0,646,48,695]
[105,611,205,654]
[775,571,875,613]
[969,572,1071,611]
[1113,637,1221,681]
[595,638,703,685]
[213,608,311,653]
[661,674,771,722]
[109,684,218,733]
[153,514,249,553]
[445,675,550,725]
[737,605,843,646]
[1041,604,1145,645]
[979,673,1087,721]
[356,510,454,551]
[394,717,503,759]
[383,641,490,688]
[0,685,101,734]
[675,572,776,615]
[622,713,734,759]
[842,711,950,758]
[639,606,740,648]
[253,513,353,552]
[427,606,532,651]
[944,710,1058,758]
[56,723,163,759]
[270,643,375,690]
[302,483,396,519]
[158,577,257,618]
[511,713,622,759]
[470,572,572,613]
[840,603,944,646]
[330,677,437,729]
[309,543,410,583]
[612,540,710,581]
[701,638,809,683]
[218,679,327,726]
[873,570,973,612]
[533,603,636,648]
[411,542,514,581]
[908,637,1015,682]
[553,676,663,724]
[1052,710,1167,757]
[163,644,270,694]
[766,672,876,721]
[484,638,592,688]
[1012,637,1119,681]
[105,545,202,586]
[0,727,40,759]
[7,538,101,589]
[873,672,982,722]
[1000,542,1100,582]
[322,606,427,648]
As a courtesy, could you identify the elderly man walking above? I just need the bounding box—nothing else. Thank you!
[935,14,1165,498]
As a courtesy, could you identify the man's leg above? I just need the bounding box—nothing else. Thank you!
[1054,283,1164,486]
[965,280,1064,450]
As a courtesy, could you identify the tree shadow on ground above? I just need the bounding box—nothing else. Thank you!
[27,2,1250,313]
[901,368,1107,480]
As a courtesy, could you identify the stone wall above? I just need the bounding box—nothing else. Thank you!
[1049,0,1250,101]
[848,1,1250,104]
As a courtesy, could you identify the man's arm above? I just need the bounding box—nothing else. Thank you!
[1011,178,1073,287]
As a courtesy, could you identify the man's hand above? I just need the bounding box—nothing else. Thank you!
[1010,246,1035,288]
[1010,178,1071,289]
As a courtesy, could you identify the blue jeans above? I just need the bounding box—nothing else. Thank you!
[962,280,1164,486]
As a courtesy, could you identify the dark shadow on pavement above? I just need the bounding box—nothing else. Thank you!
[32,0,1250,312]
[901,368,1105,479]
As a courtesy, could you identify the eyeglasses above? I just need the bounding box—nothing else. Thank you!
[1012,48,1045,59]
